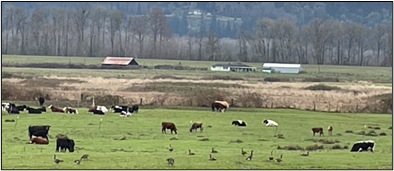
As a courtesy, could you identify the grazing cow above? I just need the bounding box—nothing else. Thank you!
[48,105,65,113]
[28,125,51,142]
[232,120,247,126]
[311,127,324,137]
[130,105,139,113]
[211,102,227,112]
[350,140,375,152]
[110,106,128,113]
[26,107,42,114]
[56,138,75,153]
[162,122,178,134]
[7,106,20,114]
[30,136,49,145]
[38,97,45,106]
[190,122,203,132]
[63,107,78,114]
[328,126,333,136]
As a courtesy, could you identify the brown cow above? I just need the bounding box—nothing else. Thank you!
[311,127,324,136]
[162,122,177,134]
[48,105,64,113]
[30,136,49,145]
[328,126,333,136]
[190,122,203,132]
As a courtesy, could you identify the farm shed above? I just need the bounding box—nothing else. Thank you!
[101,57,139,66]
[211,62,256,72]
[262,63,303,74]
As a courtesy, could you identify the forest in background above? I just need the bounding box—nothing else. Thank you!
[1,2,393,66]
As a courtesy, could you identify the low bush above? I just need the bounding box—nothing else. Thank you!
[304,84,341,91]
[202,75,244,81]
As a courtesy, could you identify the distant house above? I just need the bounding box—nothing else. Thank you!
[188,10,202,15]
[262,63,302,74]
[211,62,256,72]
[101,57,139,66]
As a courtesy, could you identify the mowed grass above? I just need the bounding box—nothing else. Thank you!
[1,108,392,169]
[1,54,392,80]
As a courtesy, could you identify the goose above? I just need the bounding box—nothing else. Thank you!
[300,151,309,156]
[246,150,253,160]
[275,154,283,163]
[211,148,218,153]
[188,149,195,155]
[209,154,217,161]
[166,157,174,166]
[53,155,64,164]
[241,148,247,156]
[74,159,81,164]
[268,151,274,161]
[81,154,89,160]
[168,144,173,152]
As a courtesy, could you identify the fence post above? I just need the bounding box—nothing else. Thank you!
[328,102,330,112]
[356,103,358,112]
[271,101,273,109]
[140,98,143,105]
[336,103,339,112]
[313,101,316,111]
[231,99,234,107]
[80,94,84,102]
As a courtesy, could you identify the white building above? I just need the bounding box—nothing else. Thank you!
[211,62,256,72]
[262,63,303,74]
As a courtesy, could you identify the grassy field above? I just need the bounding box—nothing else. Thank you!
[1,108,392,169]
[2,55,392,80]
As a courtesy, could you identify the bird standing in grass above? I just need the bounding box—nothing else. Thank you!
[275,154,283,162]
[53,155,64,164]
[246,150,253,160]
[166,157,174,166]
[168,144,173,152]
[211,148,218,153]
[269,151,274,161]
[241,148,247,156]
[209,154,216,161]
[188,149,195,155]
[81,154,89,160]
[74,159,81,164]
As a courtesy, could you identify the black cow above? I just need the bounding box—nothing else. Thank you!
[38,106,46,112]
[26,107,42,114]
[38,97,45,106]
[232,120,247,127]
[111,106,128,113]
[56,138,75,153]
[7,106,20,114]
[11,104,26,111]
[28,125,51,141]
[91,109,105,115]
[130,105,139,113]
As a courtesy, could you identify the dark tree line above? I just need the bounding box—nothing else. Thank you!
[2,4,392,66]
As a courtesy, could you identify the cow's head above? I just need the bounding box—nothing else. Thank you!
[69,139,75,152]
[263,120,268,124]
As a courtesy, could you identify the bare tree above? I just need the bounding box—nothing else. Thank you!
[305,18,335,64]
[205,31,220,61]
[131,16,148,58]
[73,3,91,55]
[146,7,168,58]
[271,18,298,63]
[371,23,387,66]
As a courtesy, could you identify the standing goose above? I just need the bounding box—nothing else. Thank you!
[209,154,217,161]
[268,151,274,161]
[211,148,218,153]
[81,154,89,160]
[74,158,81,164]
[246,150,254,160]
[188,149,195,155]
[241,148,247,156]
[300,151,309,156]
[166,157,175,166]
[275,154,283,163]
[168,144,173,152]
[53,155,64,164]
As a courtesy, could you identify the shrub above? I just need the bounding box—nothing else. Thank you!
[202,75,244,81]
[263,77,290,82]
[304,84,341,91]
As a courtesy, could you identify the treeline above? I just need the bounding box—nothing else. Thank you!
[1,4,392,66]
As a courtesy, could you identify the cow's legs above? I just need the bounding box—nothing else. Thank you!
[162,127,166,134]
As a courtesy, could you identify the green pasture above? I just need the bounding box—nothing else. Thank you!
[1,108,392,169]
[1,55,392,80]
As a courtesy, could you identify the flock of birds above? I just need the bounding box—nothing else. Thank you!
[164,144,307,166]
[53,154,89,165]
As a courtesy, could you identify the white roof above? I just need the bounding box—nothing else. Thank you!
[263,63,301,68]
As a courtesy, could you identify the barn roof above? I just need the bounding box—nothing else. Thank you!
[262,63,301,68]
[101,57,137,65]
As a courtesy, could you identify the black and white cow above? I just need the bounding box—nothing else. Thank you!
[110,106,128,113]
[350,140,375,152]
[28,125,51,142]
[232,120,247,126]
[56,138,75,153]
